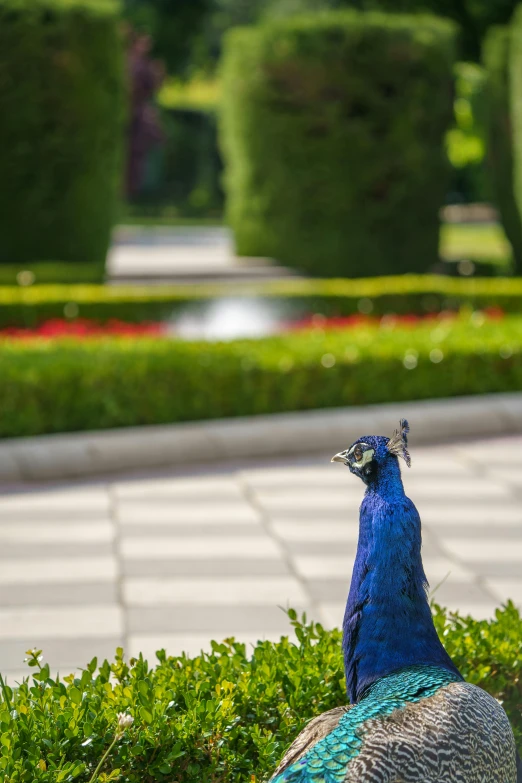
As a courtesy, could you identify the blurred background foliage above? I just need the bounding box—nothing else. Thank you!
[3,0,522,431]
[2,0,522,276]
[127,0,509,230]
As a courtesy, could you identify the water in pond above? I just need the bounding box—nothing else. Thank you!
[169,297,293,341]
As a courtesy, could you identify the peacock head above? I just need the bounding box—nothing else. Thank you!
[331,419,411,485]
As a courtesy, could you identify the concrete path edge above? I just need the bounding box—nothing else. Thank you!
[1,392,522,483]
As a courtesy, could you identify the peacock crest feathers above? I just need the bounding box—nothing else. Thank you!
[386,418,411,467]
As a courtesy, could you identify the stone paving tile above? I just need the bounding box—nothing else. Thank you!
[127,605,307,634]
[0,542,114,559]
[484,579,522,604]
[0,521,114,543]
[117,503,260,525]
[120,536,283,559]
[114,476,245,499]
[0,488,110,515]
[122,558,292,578]
[0,557,117,584]
[404,478,509,499]
[0,606,123,639]
[121,523,267,538]
[128,630,299,661]
[419,505,522,525]
[292,556,357,580]
[305,579,349,603]
[464,562,522,578]
[441,539,522,562]
[426,523,522,539]
[318,603,348,628]
[0,434,521,680]
[0,583,118,607]
[282,541,359,557]
[427,581,498,612]
[124,577,308,606]
[270,521,359,543]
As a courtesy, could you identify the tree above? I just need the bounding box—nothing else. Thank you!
[124,0,212,74]
[216,0,519,60]
[341,0,518,60]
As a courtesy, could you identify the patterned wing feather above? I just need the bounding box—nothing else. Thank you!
[269,667,518,783]
[270,707,351,780]
[346,681,518,782]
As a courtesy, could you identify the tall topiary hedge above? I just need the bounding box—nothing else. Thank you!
[220,12,457,278]
[510,6,522,260]
[0,0,126,267]
[483,25,522,272]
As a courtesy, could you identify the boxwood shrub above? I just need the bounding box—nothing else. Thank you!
[220,12,457,277]
[0,0,125,267]
[2,312,522,437]
[0,605,520,782]
[3,276,522,329]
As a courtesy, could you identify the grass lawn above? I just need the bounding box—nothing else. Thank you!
[439,222,512,264]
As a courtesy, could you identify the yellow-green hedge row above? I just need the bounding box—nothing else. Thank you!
[2,275,522,328]
[1,312,522,437]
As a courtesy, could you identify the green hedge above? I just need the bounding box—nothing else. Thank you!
[220,12,457,277]
[483,26,522,272]
[2,312,522,437]
[0,263,105,287]
[0,606,520,782]
[511,7,522,248]
[2,275,522,329]
[0,0,125,267]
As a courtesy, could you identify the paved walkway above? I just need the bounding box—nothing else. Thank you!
[1,434,521,684]
[108,226,294,283]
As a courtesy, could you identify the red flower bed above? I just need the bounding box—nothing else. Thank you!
[0,308,505,341]
[0,318,166,339]
[286,307,504,332]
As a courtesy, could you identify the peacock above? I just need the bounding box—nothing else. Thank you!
[270,420,522,783]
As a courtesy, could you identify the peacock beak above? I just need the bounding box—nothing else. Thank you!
[331,450,349,465]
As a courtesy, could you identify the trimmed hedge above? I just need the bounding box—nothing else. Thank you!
[0,263,105,287]
[483,25,522,272]
[0,606,520,781]
[2,276,522,329]
[220,12,457,277]
[0,0,125,266]
[2,312,522,437]
[511,7,522,247]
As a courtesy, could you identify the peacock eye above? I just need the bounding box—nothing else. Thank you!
[353,445,363,462]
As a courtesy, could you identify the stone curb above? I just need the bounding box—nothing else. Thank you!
[1,392,521,484]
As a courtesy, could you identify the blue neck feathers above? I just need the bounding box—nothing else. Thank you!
[343,454,461,703]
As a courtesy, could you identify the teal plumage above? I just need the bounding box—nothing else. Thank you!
[269,422,521,783]
[272,667,462,782]
[271,666,518,782]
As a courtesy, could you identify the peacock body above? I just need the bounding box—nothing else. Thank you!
[270,421,521,783]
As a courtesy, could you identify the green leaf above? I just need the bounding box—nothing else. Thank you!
[69,687,82,705]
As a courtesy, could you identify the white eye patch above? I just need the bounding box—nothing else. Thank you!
[355,448,375,468]
[348,443,375,468]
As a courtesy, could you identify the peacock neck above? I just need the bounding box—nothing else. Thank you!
[342,460,461,703]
